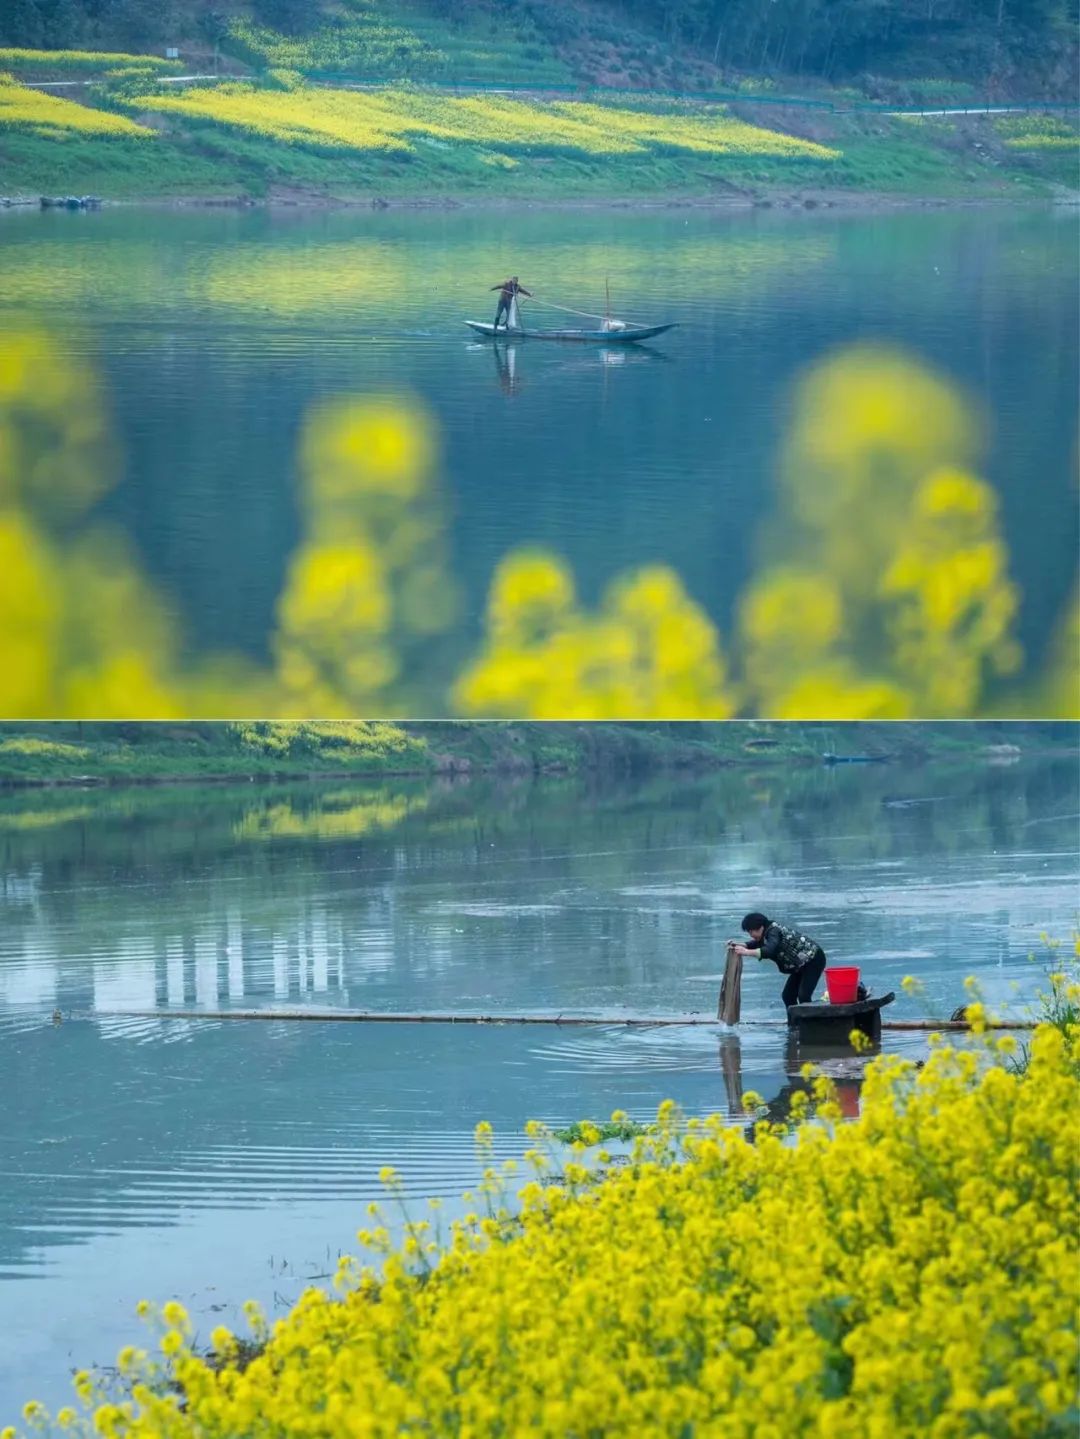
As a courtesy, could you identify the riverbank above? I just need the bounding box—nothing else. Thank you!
[7,185,1067,214]
[1,70,1076,206]
[0,721,1072,787]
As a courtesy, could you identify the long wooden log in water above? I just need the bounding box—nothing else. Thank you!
[88,1008,723,1027]
[883,1018,1035,1031]
[80,1008,1038,1031]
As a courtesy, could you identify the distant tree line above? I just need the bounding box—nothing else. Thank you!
[1,0,1076,89]
[1,0,174,49]
[615,0,1079,84]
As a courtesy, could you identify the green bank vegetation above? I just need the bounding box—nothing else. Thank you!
[0,63,1074,201]
[0,721,1072,786]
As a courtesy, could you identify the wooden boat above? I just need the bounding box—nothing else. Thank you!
[465,320,676,343]
[787,991,896,1046]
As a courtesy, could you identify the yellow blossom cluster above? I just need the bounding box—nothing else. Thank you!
[226,720,416,758]
[118,84,835,163]
[0,334,452,716]
[0,330,183,714]
[459,349,1067,719]
[225,13,441,79]
[272,396,458,714]
[736,346,1025,717]
[0,74,152,137]
[454,551,735,717]
[0,736,88,760]
[994,113,1079,150]
[232,790,427,842]
[219,1,570,88]
[0,48,175,76]
[9,1022,1077,1437]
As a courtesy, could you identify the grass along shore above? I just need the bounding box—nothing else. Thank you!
[0,721,1071,787]
[0,63,1076,205]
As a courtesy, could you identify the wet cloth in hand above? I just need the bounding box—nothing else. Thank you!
[718,947,743,1024]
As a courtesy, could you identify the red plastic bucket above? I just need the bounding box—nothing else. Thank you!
[825,967,860,1005]
[835,1083,861,1120]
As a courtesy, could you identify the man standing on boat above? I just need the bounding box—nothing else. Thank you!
[731,912,826,1009]
[491,276,531,331]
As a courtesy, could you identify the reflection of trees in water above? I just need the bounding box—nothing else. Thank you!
[1,754,1074,897]
[0,757,1073,1025]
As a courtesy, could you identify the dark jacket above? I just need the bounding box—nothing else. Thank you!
[491,279,532,300]
[758,922,823,974]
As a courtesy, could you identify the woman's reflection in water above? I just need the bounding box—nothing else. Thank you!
[717,1031,865,1142]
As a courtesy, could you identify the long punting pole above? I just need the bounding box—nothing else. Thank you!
[80,1009,1038,1031]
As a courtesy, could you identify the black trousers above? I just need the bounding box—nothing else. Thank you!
[781,949,826,1008]
[494,296,512,326]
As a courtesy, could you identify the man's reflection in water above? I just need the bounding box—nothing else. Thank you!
[717,1031,867,1142]
[491,341,663,397]
[494,341,520,398]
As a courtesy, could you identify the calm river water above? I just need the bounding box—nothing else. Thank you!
[2,753,1077,1416]
[0,204,1077,698]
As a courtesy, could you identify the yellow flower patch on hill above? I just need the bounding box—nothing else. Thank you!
[0,76,153,138]
[0,47,175,76]
[128,83,838,163]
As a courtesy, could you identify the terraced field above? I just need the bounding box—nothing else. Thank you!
[123,83,837,163]
[0,46,1074,201]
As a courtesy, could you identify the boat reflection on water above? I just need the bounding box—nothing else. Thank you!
[468,336,670,396]
[717,1030,869,1134]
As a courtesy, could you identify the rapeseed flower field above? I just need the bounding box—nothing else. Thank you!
[995,113,1079,150]
[220,0,573,88]
[0,49,175,76]
[0,76,152,138]
[0,51,1067,199]
[119,84,836,164]
[8,1014,1077,1437]
[225,14,439,80]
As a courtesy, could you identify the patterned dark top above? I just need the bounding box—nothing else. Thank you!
[758,922,824,974]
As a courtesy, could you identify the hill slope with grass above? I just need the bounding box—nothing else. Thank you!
[0,63,1075,203]
[1,1,1075,203]
[1,0,1076,98]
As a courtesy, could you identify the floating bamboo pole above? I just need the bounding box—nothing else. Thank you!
[80,1008,1038,1031]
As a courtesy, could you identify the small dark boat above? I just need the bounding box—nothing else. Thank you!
[465,321,676,343]
[788,992,896,1046]
[821,753,888,765]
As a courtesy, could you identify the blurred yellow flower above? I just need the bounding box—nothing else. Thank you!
[0,331,1074,719]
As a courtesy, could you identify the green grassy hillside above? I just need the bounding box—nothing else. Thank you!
[0,63,1075,202]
